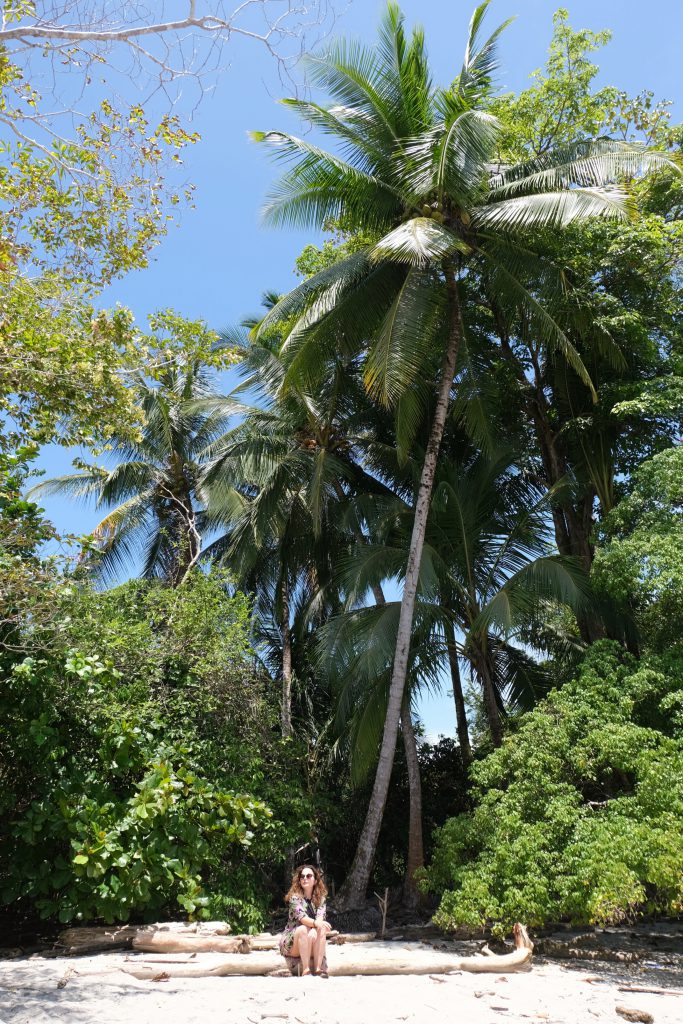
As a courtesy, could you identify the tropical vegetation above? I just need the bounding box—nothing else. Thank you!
[1,1,681,937]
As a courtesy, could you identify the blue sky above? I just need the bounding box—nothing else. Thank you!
[36,0,682,740]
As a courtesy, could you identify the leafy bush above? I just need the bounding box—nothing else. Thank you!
[0,572,315,929]
[1,651,271,924]
[426,642,683,933]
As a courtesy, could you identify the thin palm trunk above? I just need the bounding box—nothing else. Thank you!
[400,695,424,908]
[337,264,464,909]
[444,617,472,767]
[281,576,293,738]
[370,582,424,907]
[475,644,503,747]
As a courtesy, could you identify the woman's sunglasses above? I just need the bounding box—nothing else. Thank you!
[299,872,315,879]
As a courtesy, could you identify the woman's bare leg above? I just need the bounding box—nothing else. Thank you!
[312,928,327,974]
[291,925,312,974]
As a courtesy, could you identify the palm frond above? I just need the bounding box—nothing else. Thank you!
[473,555,592,636]
[364,267,446,406]
[456,2,515,100]
[370,217,469,266]
[475,186,633,233]
[479,247,596,399]
[252,129,402,232]
[403,109,499,202]
[488,140,681,200]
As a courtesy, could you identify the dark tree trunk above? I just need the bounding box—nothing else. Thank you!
[494,318,604,643]
[336,265,464,911]
[444,617,472,766]
[475,646,504,748]
[281,577,293,739]
[400,696,424,908]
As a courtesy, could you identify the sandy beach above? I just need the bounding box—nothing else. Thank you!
[1,950,682,1024]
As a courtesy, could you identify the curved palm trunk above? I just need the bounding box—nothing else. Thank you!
[400,696,424,908]
[370,582,424,907]
[337,265,464,910]
[280,577,293,739]
[444,617,472,767]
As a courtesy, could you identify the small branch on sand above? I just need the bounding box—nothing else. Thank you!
[619,985,683,997]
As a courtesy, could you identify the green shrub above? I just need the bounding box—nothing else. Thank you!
[0,573,317,929]
[426,642,683,933]
[1,652,271,923]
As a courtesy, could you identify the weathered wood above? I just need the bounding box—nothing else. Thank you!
[121,951,281,978]
[132,933,250,954]
[59,920,233,955]
[58,926,139,954]
[248,930,374,950]
[57,925,376,958]
[619,986,683,997]
[117,928,533,979]
[328,931,376,945]
[453,924,533,974]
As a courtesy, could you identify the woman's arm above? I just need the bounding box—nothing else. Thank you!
[314,902,331,931]
[291,896,317,928]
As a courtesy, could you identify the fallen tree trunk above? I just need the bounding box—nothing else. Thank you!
[132,933,250,954]
[112,927,533,979]
[58,926,139,954]
[58,926,376,957]
[454,924,533,973]
[59,921,232,955]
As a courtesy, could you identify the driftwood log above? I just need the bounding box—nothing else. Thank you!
[58,925,139,954]
[60,923,533,977]
[58,925,375,957]
[454,923,533,973]
[109,926,533,979]
[132,932,250,954]
[58,921,232,955]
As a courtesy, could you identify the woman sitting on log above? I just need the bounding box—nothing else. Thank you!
[279,864,331,977]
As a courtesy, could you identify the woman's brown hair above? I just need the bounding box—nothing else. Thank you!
[284,863,328,909]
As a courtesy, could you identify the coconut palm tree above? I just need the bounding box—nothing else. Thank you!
[29,362,231,585]
[323,447,591,904]
[251,0,673,907]
[198,322,394,736]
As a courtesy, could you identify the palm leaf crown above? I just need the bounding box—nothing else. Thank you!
[252,0,677,436]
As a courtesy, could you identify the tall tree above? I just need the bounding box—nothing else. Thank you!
[475,9,683,614]
[252,0,671,907]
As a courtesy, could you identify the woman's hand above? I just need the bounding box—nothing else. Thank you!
[315,920,331,933]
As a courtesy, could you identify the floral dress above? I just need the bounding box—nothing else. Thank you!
[279,895,328,973]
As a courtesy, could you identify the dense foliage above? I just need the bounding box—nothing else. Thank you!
[2,3,682,934]
[0,572,307,931]
[428,642,683,932]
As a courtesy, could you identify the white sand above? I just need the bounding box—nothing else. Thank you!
[1,951,682,1024]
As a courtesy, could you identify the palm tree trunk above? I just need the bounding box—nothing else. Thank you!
[336,263,464,910]
[444,617,472,767]
[370,581,425,907]
[400,695,424,908]
[281,577,293,739]
[158,482,202,587]
[477,647,503,748]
